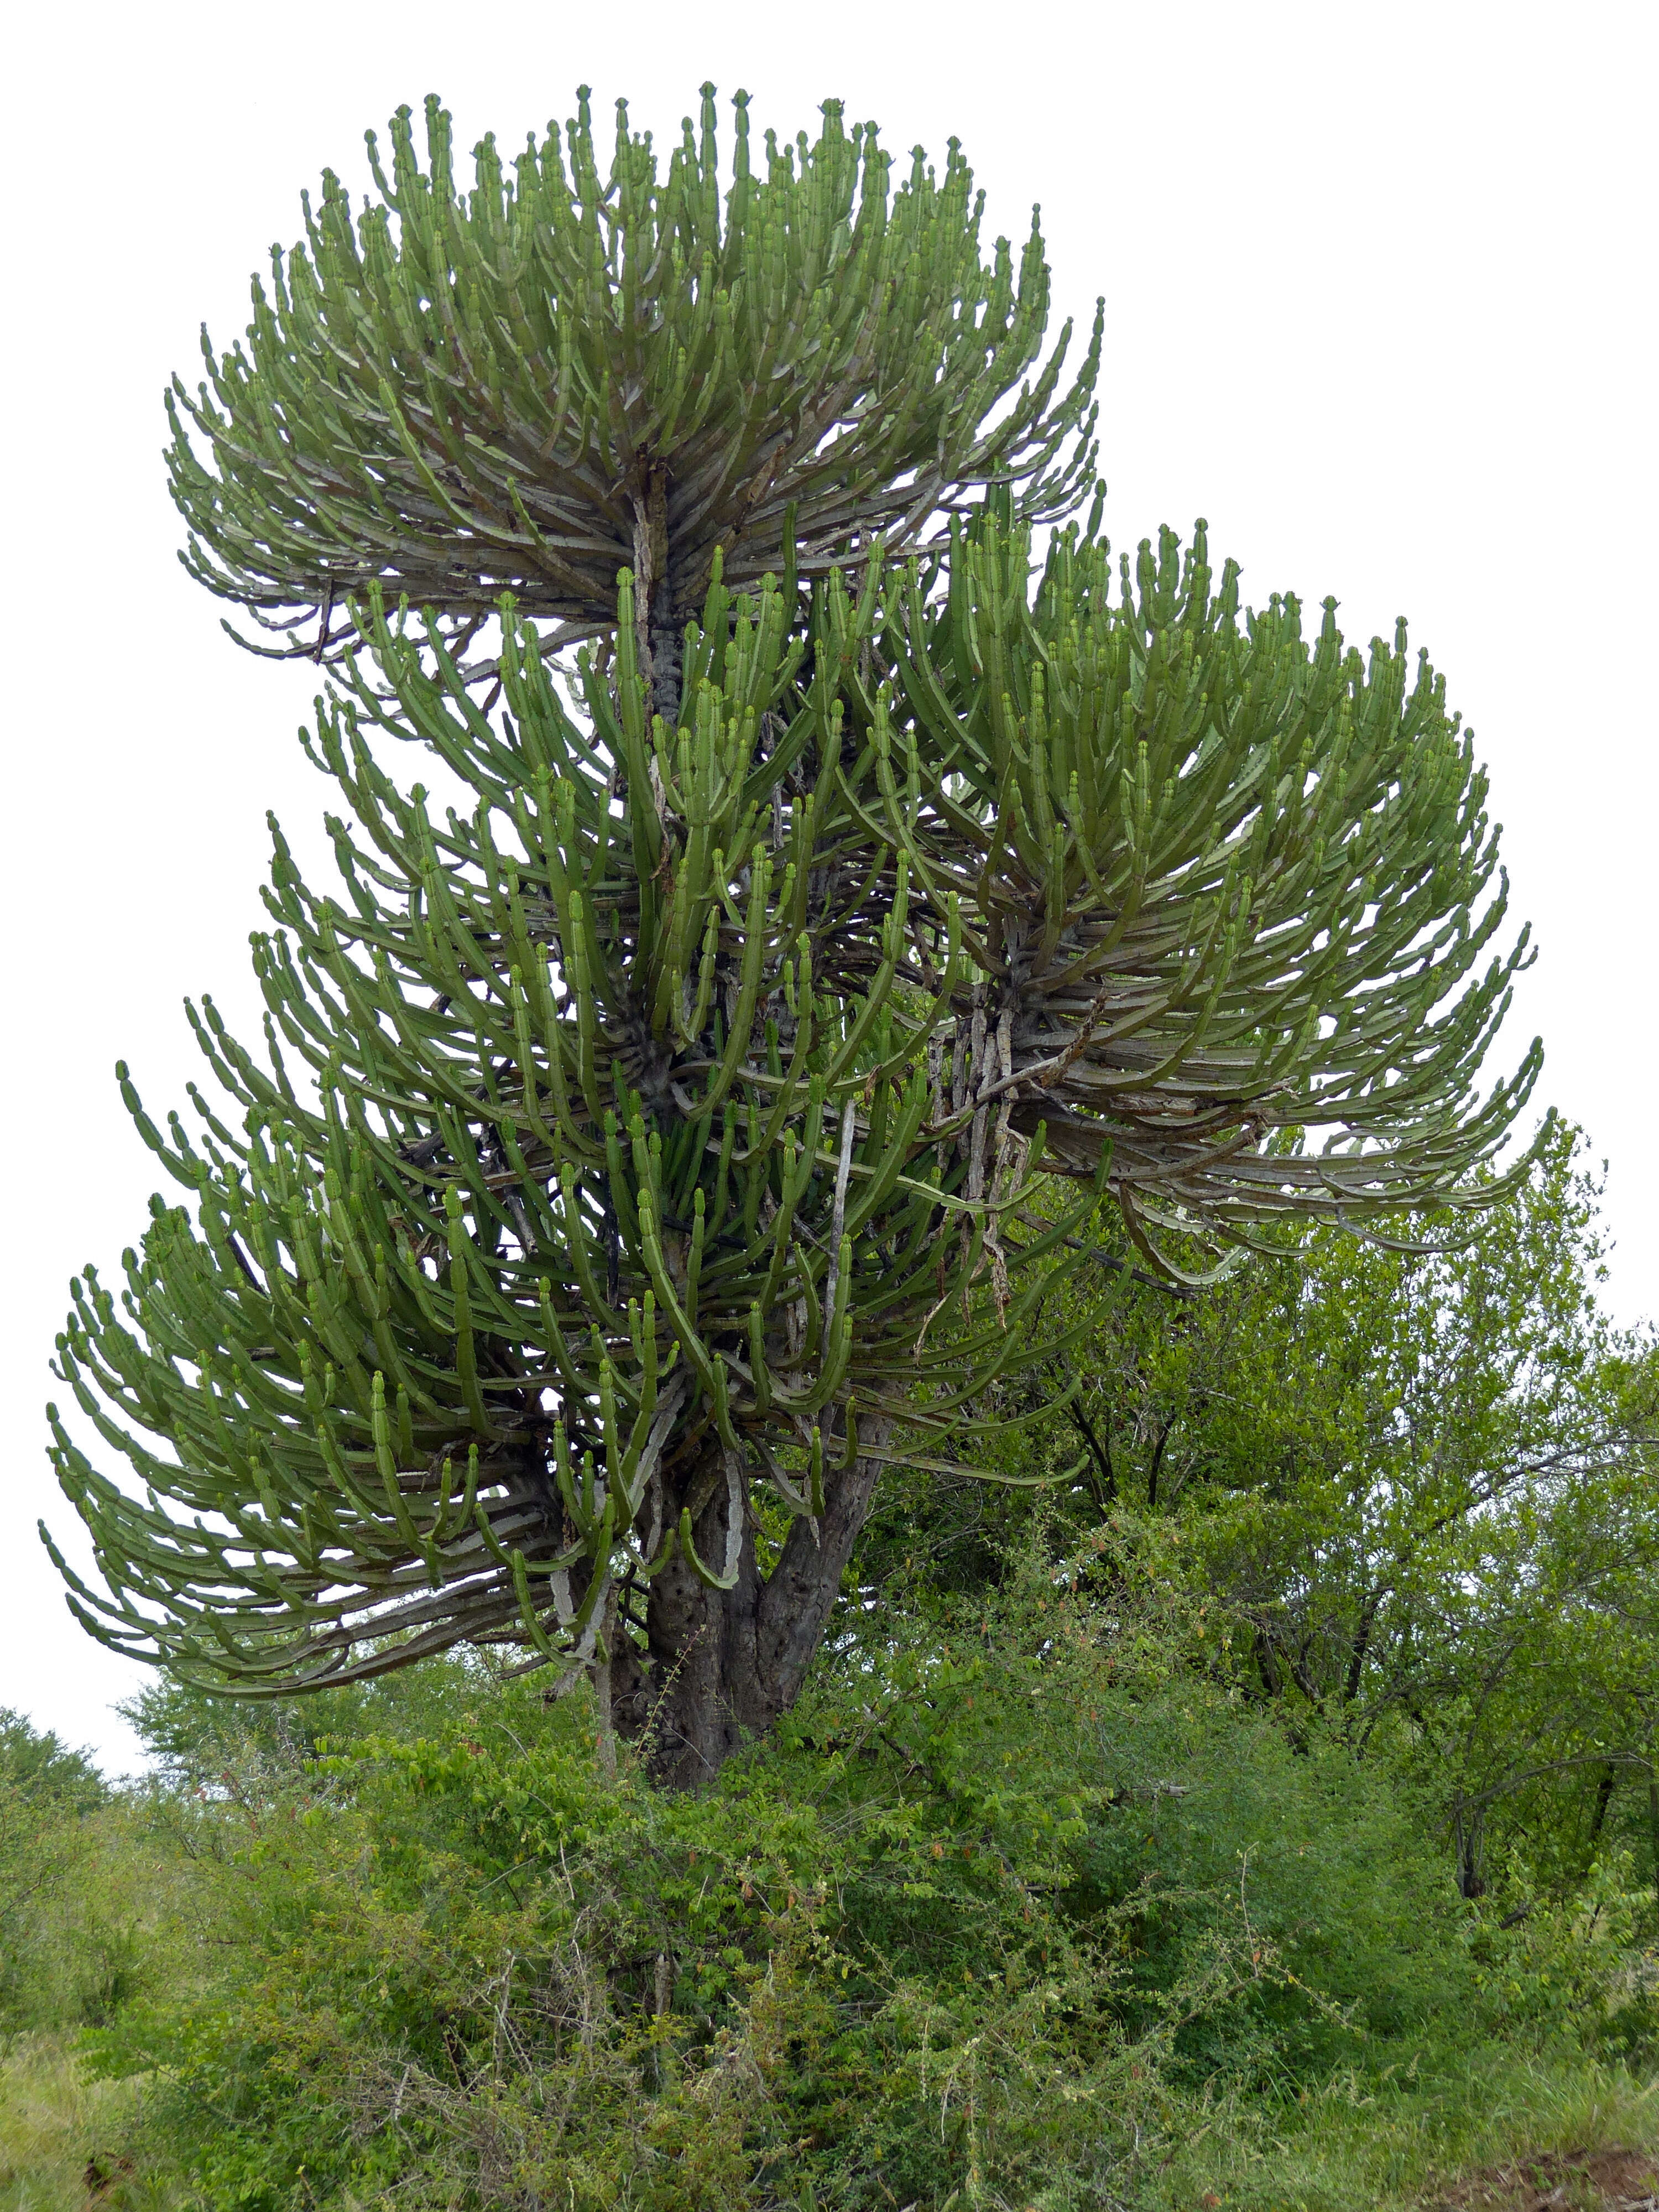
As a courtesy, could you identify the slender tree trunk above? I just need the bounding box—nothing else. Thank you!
[648,582,684,730]
[1585,1760,1618,1872]
[618,1419,890,1792]
[1064,1379,1115,1510]
[1454,1799,1487,1900]
[630,469,682,728]
[1145,1411,1176,1510]
[1342,1587,1385,1708]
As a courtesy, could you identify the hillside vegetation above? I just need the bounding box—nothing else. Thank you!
[8,1124,1659,2211]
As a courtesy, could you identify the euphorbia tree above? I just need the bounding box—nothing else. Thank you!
[45,88,1545,1788]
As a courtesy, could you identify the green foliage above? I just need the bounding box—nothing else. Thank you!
[45,507,1543,1710]
[0,2035,150,2212]
[43,551,1106,1701]
[0,1708,106,1815]
[13,1112,1659,2208]
[867,1121,1659,1902]
[123,1652,502,1793]
[168,85,1099,658]
[49,85,1546,1751]
[95,1651,1130,2210]
[15,64,1657,2212]
[880,517,1542,1242]
[0,1716,163,2041]
[1149,2053,1659,2212]
[42,1540,1644,2211]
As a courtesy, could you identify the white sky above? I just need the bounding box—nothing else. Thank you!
[4,0,1653,1770]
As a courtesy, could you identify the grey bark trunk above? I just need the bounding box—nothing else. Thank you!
[613,1420,891,1792]
[629,468,682,729]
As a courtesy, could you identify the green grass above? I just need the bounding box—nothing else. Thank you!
[1141,2049,1659,2211]
[0,2037,150,2211]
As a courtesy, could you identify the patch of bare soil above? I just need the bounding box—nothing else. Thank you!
[82,2154,136,2205]
[1423,2147,1659,2211]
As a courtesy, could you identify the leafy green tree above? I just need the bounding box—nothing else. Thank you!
[0,1713,132,2033]
[1399,1341,1659,1904]
[917,1125,1658,1903]
[1096,1124,1620,1720]
[46,86,1542,1786]
[0,1712,107,1817]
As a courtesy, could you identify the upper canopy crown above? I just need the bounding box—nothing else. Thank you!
[167,84,1102,661]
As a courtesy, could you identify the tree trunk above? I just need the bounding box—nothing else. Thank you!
[629,467,682,729]
[615,1419,890,1792]
[1454,1799,1487,1900]
[1585,1759,1618,1871]
[609,480,854,1790]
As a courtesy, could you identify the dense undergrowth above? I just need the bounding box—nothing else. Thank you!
[6,1536,1659,2211]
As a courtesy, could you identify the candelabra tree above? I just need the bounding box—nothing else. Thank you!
[166,82,1099,718]
[46,87,1545,1789]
